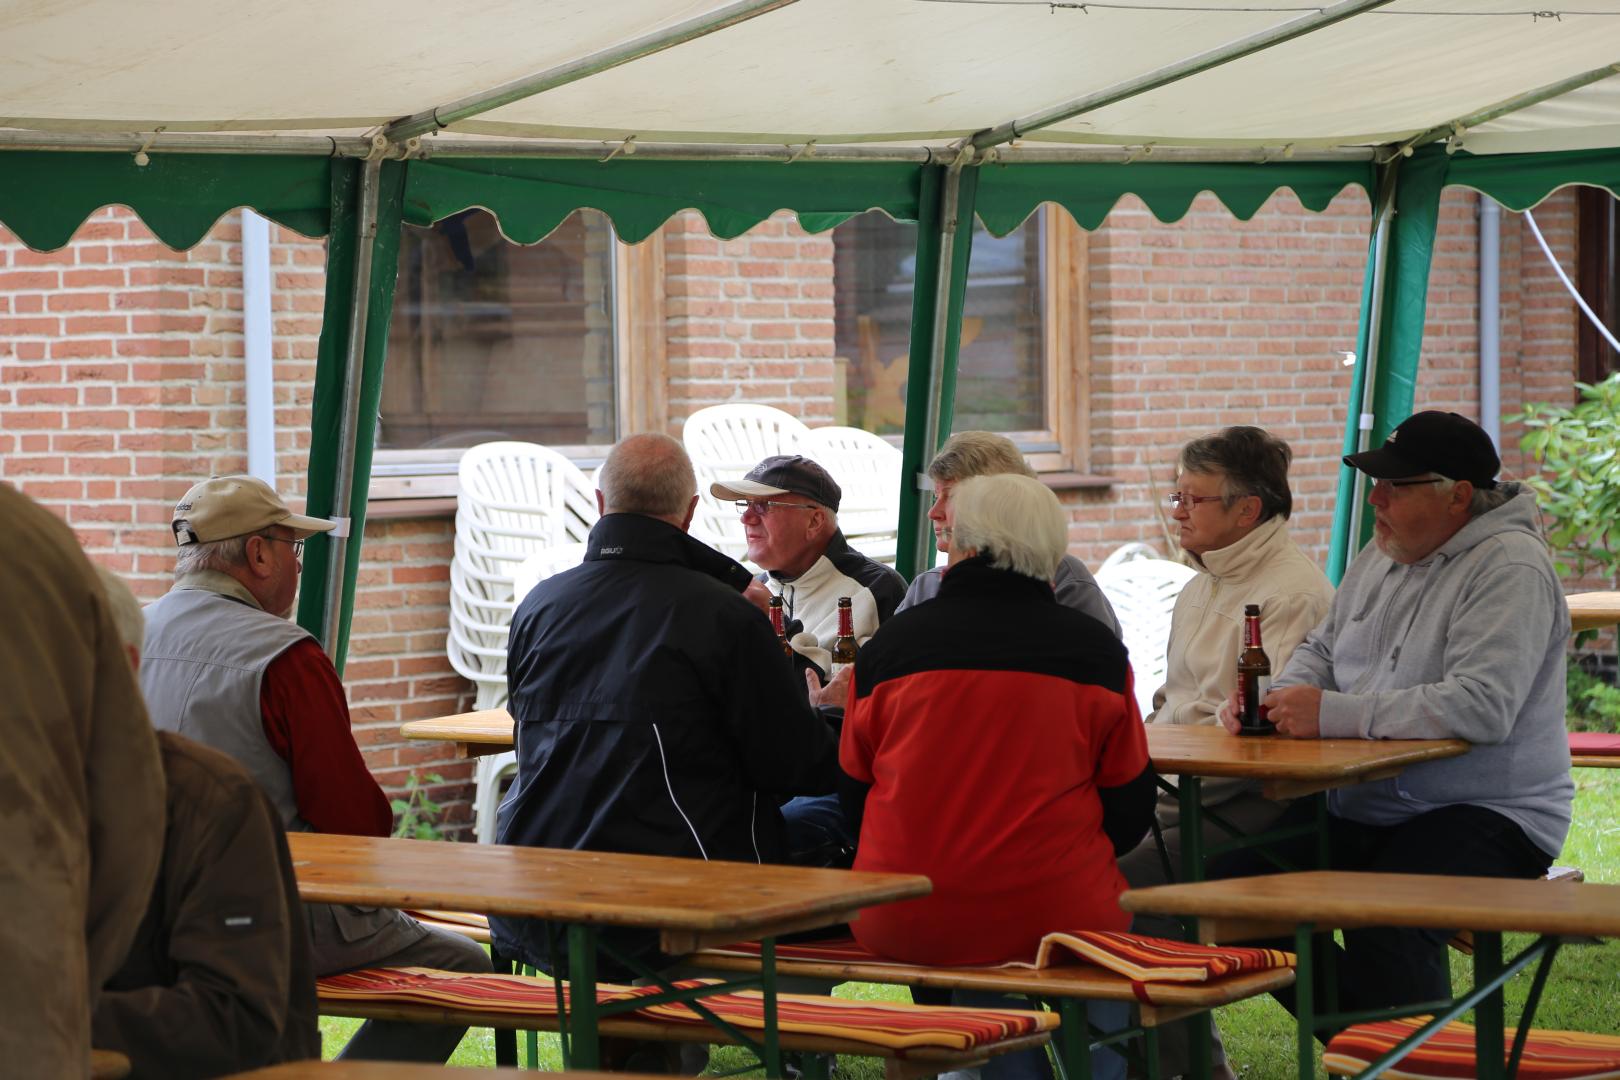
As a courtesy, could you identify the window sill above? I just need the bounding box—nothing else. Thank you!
[1038,472,1116,492]
[365,497,458,520]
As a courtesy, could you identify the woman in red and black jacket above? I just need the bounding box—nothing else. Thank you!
[839,473,1156,1080]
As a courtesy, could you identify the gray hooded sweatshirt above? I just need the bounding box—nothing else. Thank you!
[1274,483,1572,858]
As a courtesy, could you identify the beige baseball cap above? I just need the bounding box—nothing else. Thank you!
[171,475,335,547]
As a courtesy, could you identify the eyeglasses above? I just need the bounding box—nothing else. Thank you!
[260,534,305,557]
[1166,491,1228,510]
[735,499,816,516]
[1372,477,1445,494]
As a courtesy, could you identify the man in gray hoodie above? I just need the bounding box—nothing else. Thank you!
[1212,410,1572,1025]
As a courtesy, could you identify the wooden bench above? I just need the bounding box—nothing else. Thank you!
[317,967,1057,1080]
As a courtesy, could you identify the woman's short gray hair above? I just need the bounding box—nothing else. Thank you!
[949,474,1068,581]
[927,431,1036,484]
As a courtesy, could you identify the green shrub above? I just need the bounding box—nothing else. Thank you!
[391,771,447,840]
[1568,658,1620,734]
[1514,373,1620,587]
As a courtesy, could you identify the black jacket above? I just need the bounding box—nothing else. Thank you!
[491,513,839,971]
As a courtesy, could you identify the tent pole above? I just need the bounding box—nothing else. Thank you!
[320,156,382,657]
[1336,160,1398,580]
[383,0,798,142]
[896,155,979,579]
[970,0,1391,151]
[1396,62,1620,155]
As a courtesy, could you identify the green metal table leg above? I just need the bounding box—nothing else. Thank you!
[1176,776,1213,1080]
[760,937,783,1078]
[1473,931,1506,1080]
[566,923,601,1070]
[1057,998,1091,1080]
[1144,1024,1161,1080]
[1295,923,1316,1080]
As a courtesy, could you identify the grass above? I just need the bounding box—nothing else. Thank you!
[320,769,1620,1076]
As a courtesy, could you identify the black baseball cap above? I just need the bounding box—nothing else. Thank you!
[710,454,842,512]
[1343,411,1499,489]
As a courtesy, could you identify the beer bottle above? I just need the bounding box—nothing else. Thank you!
[1236,603,1275,736]
[768,595,793,659]
[830,596,858,679]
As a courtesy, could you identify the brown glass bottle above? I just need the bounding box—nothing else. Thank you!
[830,596,858,678]
[768,595,793,659]
[1236,603,1275,736]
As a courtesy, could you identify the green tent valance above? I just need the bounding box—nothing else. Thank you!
[399,157,927,243]
[974,159,1376,236]
[0,152,332,251]
[1443,145,1620,211]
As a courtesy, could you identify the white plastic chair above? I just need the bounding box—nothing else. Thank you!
[1095,555,1197,720]
[803,425,902,564]
[681,404,811,559]
[1099,540,1160,571]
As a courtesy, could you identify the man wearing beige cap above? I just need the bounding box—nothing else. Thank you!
[140,475,491,1062]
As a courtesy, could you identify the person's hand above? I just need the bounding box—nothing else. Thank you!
[1216,690,1243,735]
[1264,685,1323,738]
[806,663,852,708]
[742,578,772,614]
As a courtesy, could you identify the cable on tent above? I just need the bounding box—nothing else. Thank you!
[1525,208,1620,356]
[786,141,817,164]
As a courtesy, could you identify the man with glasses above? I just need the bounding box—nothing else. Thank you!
[141,475,491,1063]
[1210,411,1573,1040]
[713,455,906,675]
[1115,426,1332,1080]
[711,455,905,867]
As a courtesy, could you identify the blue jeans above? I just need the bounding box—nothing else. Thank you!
[780,793,856,866]
[950,989,1128,1080]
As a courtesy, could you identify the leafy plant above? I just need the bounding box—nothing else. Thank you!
[391,771,447,841]
[1568,658,1620,734]
[1513,372,1620,586]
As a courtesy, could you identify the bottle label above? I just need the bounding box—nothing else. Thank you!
[1239,673,1272,729]
[830,661,852,683]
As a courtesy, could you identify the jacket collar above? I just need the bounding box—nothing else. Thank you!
[172,568,265,611]
[586,512,754,593]
[766,530,854,589]
[1194,514,1292,581]
[938,554,1058,604]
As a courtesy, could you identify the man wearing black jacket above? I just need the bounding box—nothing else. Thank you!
[491,433,843,978]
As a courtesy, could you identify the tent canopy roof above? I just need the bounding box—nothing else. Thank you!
[5,1,1620,158]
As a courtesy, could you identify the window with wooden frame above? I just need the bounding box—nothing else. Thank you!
[829,207,1093,475]
[368,210,666,505]
[1576,187,1619,386]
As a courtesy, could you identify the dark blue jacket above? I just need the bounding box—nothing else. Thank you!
[491,512,838,972]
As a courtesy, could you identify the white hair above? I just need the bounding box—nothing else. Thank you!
[949,474,1069,582]
[93,563,145,654]
[174,535,249,577]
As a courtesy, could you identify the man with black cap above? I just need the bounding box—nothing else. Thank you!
[1209,412,1573,1029]
[711,454,906,675]
[141,475,492,1063]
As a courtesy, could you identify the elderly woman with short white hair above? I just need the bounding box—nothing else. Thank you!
[838,473,1156,1080]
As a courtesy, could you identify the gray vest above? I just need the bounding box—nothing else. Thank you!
[141,586,313,832]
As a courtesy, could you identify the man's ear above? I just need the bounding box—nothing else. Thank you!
[595,489,606,516]
[678,493,698,533]
[243,535,275,580]
[1450,479,1475,515]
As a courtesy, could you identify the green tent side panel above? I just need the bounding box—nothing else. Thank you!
[0,151,331,251]
[296,159,407,671]
[402,158,926,243]
[895,166,979,581]
[1444,146,1620,210]
[974,159,1375,236]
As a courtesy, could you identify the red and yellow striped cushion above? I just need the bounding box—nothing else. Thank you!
[317,967,1056,1053]
[1324,1017,1620,1079]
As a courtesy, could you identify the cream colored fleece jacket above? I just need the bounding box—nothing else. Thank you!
[1149,514,1334,814]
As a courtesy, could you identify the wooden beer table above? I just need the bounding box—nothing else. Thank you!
[1122,871,1620,1080]
[226,1065,559,1078]
[400,708,514,759]
[289,833,929,1075]
[1568,591,1620,635]
[1145,724,1469,882]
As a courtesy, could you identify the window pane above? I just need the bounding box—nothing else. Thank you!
[381,209,617,450]
[831,211,1046,435]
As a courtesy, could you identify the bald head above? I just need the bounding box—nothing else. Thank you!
[597,433,699,529]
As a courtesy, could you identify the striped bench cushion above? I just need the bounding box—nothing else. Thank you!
[1569,733,1620,757]
[318,966,1056,1053]
[1324,1017,1620,1079]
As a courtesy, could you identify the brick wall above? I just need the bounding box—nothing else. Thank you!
[1,186,1589,839]
[664,211,838,428]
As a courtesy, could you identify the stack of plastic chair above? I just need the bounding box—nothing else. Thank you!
[681,404,811,561]
[1094,544,1197,720]
[453,441,596,843]
[802,425,903,565]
